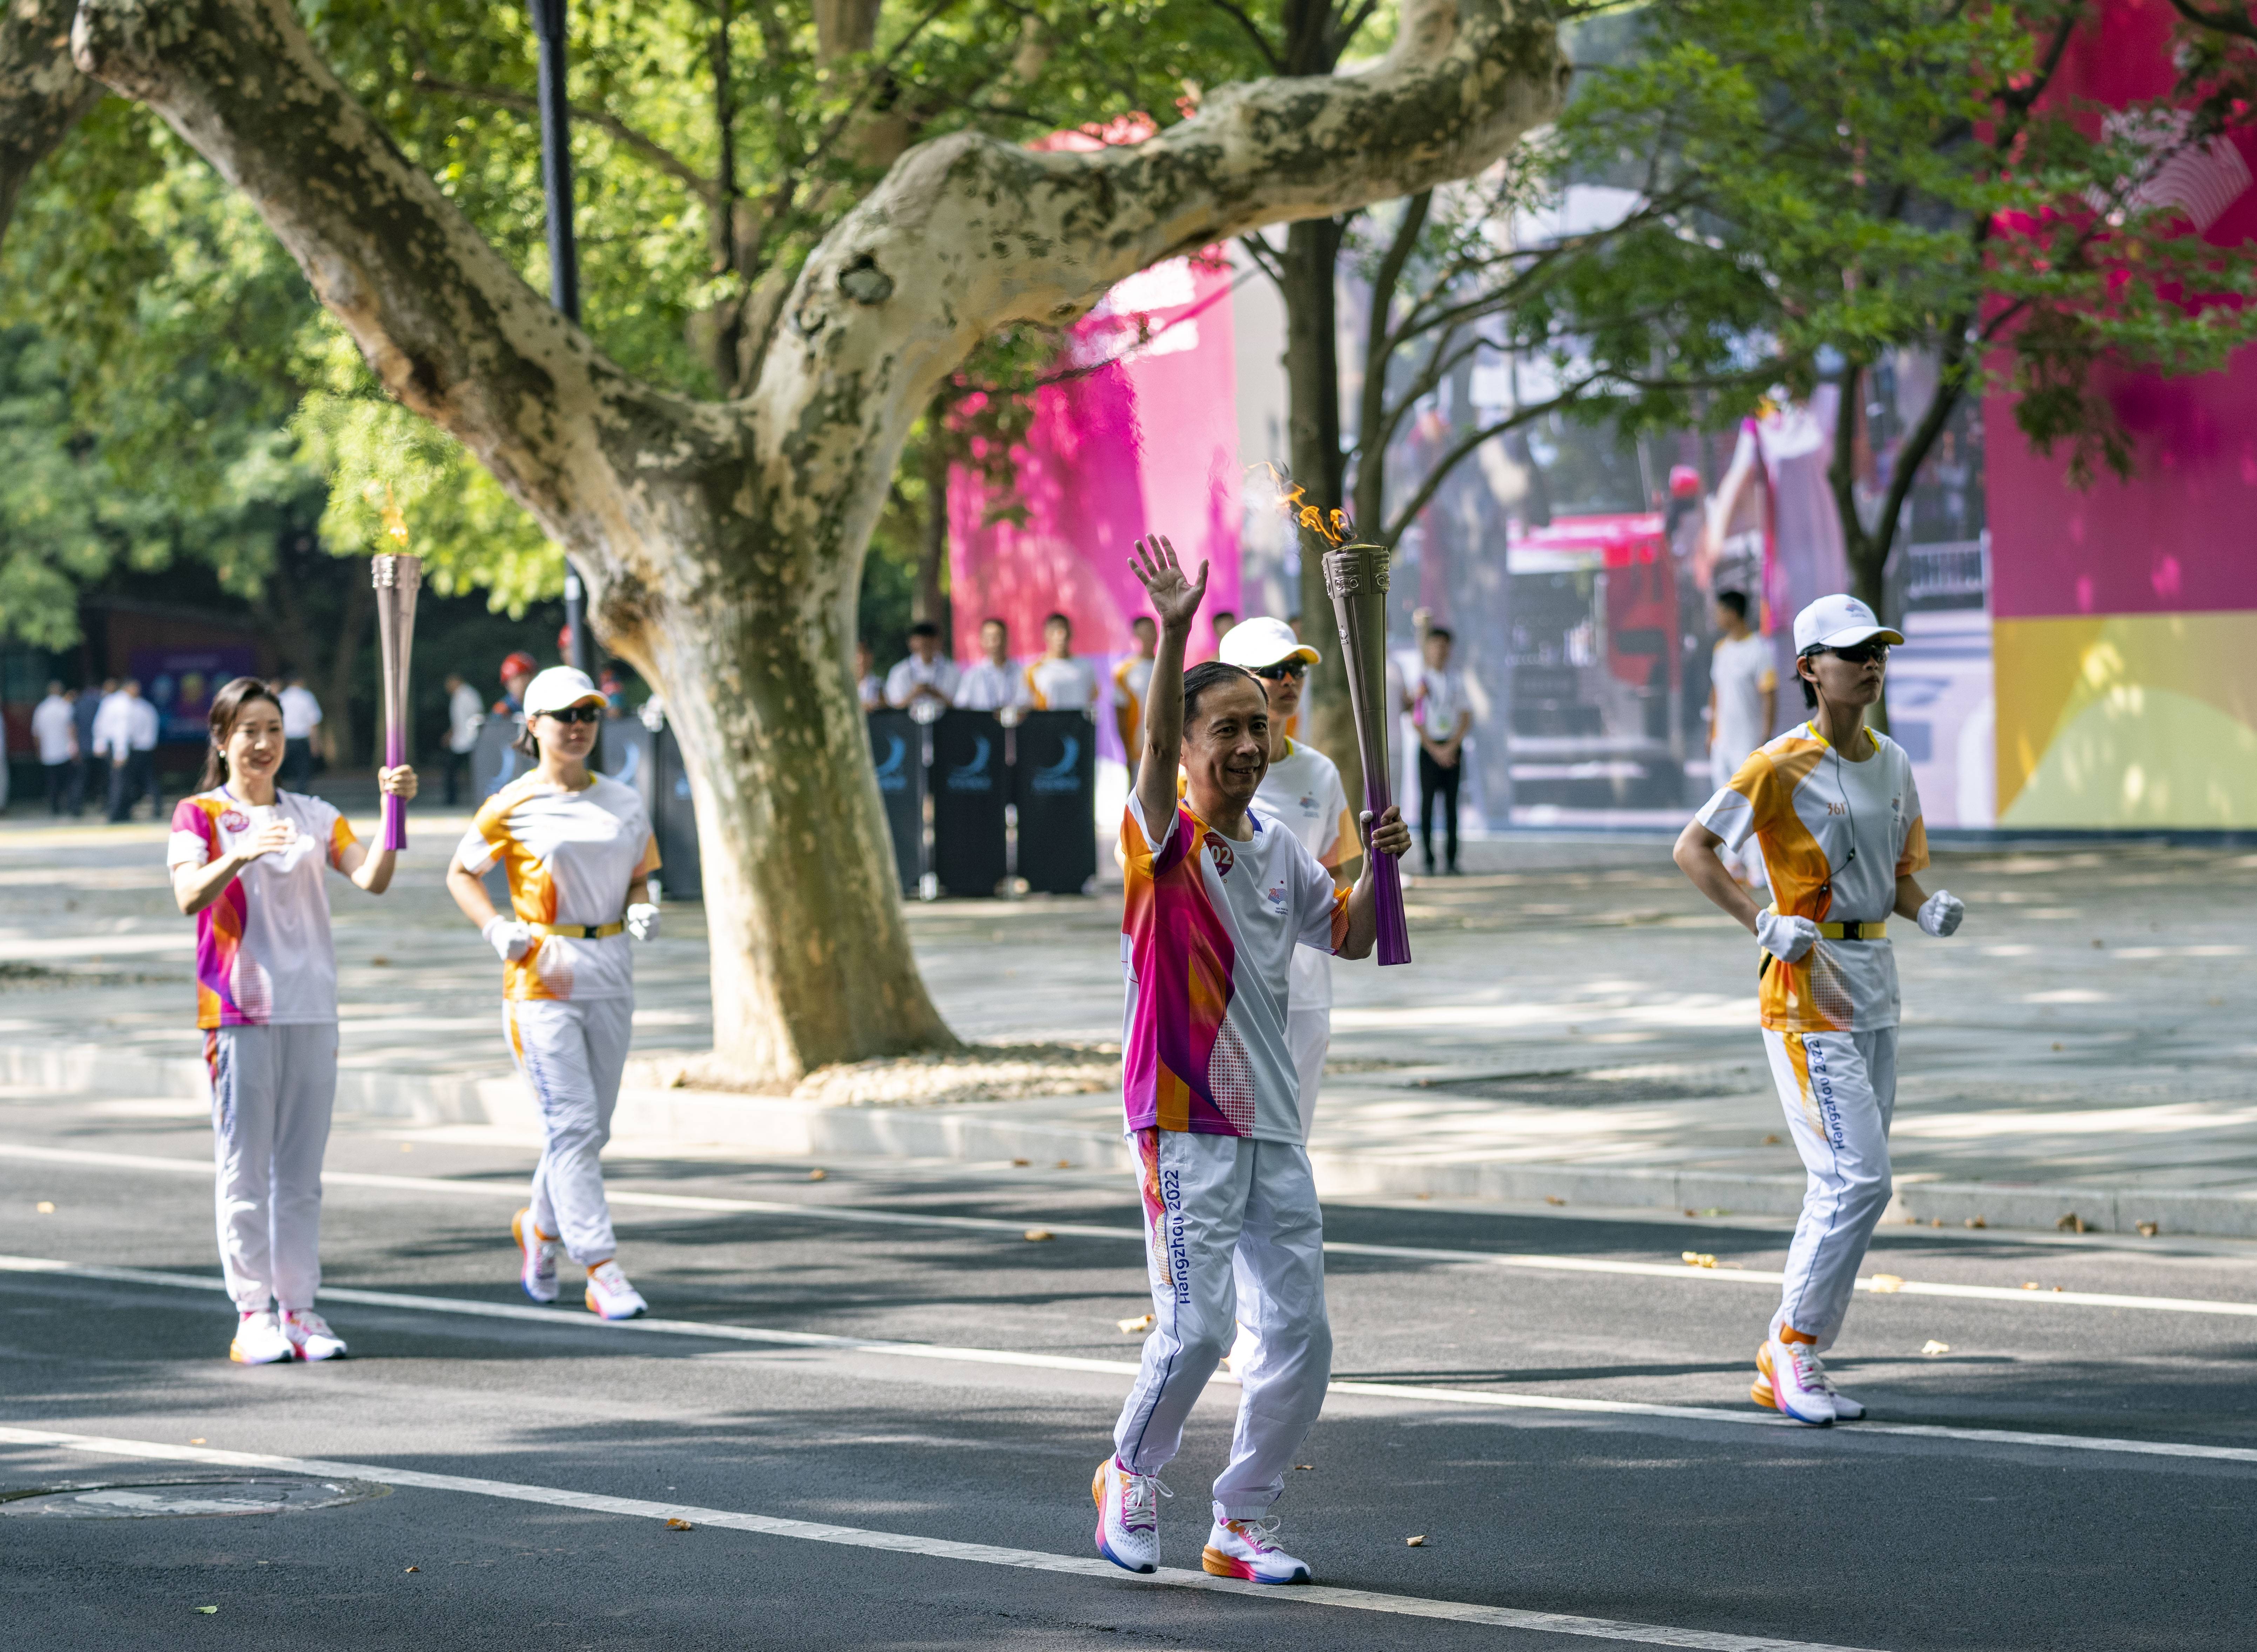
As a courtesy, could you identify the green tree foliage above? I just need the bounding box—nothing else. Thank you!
[1553,0,2257,614]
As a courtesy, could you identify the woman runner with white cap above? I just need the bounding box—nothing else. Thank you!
[445,666,662,1320]
[1672,594,1966,1425]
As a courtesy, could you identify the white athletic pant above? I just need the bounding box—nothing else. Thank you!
[1114,1128,1332,1522]
[206,1024,339,1314]
[1763,1026,1899,1351]
[1286,1008,1328,1144]
[506,997,634,1265]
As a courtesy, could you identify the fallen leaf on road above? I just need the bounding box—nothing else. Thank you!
[2055,1213,2087,1233]
[1964,1216,1986,1229]
[1869,1274,1904,1293]
[189,1438,204,1445]
[1681,1251,1717,1268]
[1406,1535,1427,1548]
[808,1169,827,1181]
[404,1566,419,1573]
[1543,1195,1565,1206]
[667,1518,694,1531]
[2021,1282,2040,1290]
[2136,1221,2159,1237]
[1024,1229,1054,1242]
[1011,1158,1031,1167]
[194,1606,218,1614]
[1760,1134,1781,1146]
[1294,1464,1314,1471]
[1054,1160,1073,1170]
[1117,1314,1154,1334]
[35,1201,54,1214]
[1921,1340,1951,1356]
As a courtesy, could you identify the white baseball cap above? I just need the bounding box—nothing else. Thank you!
[1217,615,1320,671]
[522,666,605,716]
[1792,594,1904,656]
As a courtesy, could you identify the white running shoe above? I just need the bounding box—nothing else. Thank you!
[1203,1516,1311,1584]
[229,1309,292,1365]
[584,1260,647,1320]
[1757,1335,1835,1425]
[282,1309,348,1362]
[513,1207,559,1303]
[1752,1342,1864,1420]
[1091,1455,1168,1574]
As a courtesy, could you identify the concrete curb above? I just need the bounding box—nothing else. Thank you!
[10,1041,2254,1240]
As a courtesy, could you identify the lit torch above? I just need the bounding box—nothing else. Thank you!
[367,484,422,852]
[1251,466,1412,966]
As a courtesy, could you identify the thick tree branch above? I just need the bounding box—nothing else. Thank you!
[1,0,104,245]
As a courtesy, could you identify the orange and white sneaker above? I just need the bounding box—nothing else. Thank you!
[512,1207,559,1303]
[282,1309,348,1362]
[1753,1342,1863,1420]
[229,1309,292,1365]
[1202,1516,1311,1584]
[584,1260,647,1320]
[1753,1335,1835,1425]
[1091,1455,1167,1574]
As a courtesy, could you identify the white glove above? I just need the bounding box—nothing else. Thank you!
[626,902,660,942]
[481,915,533,961]
[1756,910,1820,963]
[1918,890,1965,938]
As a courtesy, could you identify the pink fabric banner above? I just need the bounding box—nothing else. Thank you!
[947,253,1243,691]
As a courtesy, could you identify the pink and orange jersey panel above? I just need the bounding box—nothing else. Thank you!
[1119,794,1346,1142]
[167,788,356,1029]
[1696,724,1928,1034]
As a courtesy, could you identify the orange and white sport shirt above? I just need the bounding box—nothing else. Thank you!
[1120,792,1348,1141]
[169,788,356,1028]
[1696,723,1928,1034]
[456,774,659,1002]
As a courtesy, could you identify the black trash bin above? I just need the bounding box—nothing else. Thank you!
[1012,709,1097,895]
[932,709,1008,897]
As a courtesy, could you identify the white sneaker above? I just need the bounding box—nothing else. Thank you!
[229,1309,292,1365]
[1203,1516,1311,1584]
[584,1260,647,1320]
[282,1309,348,1362]
[513,1207,559,1303]
[1092,1455,1167,1574]
[1758,1335,1835,1425]
[1753,1341,1864,1421]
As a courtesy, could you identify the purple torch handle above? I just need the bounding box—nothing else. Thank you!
[1363,777,1412,965]
[380,726,407,850]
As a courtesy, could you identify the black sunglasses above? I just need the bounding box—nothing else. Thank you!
[1813,640,1890,666]
[539,703,605,725]
[1251,661,1309,681]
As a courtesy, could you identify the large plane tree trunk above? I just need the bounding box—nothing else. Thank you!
[0,0,101,243]
[63,0,1565,1084]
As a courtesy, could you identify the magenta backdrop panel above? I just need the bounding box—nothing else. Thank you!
[1984,0,2257,619]
[949,254,1241,671]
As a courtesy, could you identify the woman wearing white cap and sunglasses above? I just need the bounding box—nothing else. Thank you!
[1672,594,1966,1426]
[445,666,662,1319]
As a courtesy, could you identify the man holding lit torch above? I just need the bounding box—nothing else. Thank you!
[1093,534,1410,1586]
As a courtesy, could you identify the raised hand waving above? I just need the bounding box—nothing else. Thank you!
[1128,534,1207,632]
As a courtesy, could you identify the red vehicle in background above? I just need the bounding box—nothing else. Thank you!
[1504,512,1691,808]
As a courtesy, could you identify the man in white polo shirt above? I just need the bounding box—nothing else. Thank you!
[885,622,960,712]
[955,617,1030,713]
[278,673,324,791]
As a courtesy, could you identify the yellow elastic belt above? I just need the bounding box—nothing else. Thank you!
[525,918,625,939]
[1816,920,1886,940]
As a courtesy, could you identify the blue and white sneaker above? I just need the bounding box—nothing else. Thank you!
[584,1259,647,1320]
[1203,1516,1311,1584]
[1092,1455,1167,1573]
[513,1207,559,1303]
[1755,1336,1836,1425]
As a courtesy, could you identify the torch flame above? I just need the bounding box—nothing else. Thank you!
[361,481,411,547]
[1248,461,1353,546]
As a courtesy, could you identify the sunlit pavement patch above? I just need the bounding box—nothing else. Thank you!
[0,1476,387,1519]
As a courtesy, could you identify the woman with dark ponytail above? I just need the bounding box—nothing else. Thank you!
[167,677,418,1365]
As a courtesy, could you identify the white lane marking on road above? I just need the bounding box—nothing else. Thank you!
[8,1254,2257,1469]
[0,1424,1878,1652]
[7,1139,2256,1321]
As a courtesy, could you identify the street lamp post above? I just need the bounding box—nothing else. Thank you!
[529,0,587,674]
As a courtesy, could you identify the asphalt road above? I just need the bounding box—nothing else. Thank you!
[3,1100,2253,1651]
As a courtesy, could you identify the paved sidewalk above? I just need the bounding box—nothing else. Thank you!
[3,811,2253,1234]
